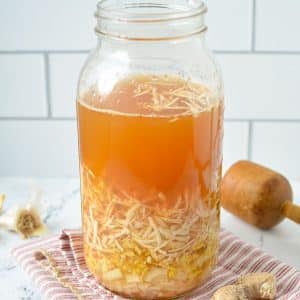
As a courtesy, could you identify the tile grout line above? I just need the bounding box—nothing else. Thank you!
[251,0,257,52]
[0,50,90,54]
[216,50,300,55]
[44,53,52,118]
[1,49,300,55]
[0,117,76,121]
[247,121,253,160]
[225,118,300,123]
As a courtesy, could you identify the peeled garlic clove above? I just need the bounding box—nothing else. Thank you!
[0,194,5,213]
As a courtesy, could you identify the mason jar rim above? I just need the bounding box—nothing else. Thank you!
[95,0,207,23]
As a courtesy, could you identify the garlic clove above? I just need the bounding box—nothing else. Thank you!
[0,194,5,213]
[0,185,47,239]
[0,205,47,239]
[16,207,47,239]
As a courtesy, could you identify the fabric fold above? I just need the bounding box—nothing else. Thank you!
[12,229,300,300]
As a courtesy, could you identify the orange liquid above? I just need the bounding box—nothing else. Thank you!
[77,75,223,299]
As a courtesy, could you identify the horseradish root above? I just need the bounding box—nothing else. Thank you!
[212,285,248,300]
[212,272,276,300]
[0,186,46,239]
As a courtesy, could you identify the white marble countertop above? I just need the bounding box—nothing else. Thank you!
[0,177,299,300]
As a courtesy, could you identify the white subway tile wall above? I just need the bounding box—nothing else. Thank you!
[223,122,249,172]
[0,121,78,177]
[205,0,253,51]
[0,0,95,51]
[0,1,299,178]
[252,122,300,180]
[0,55,47,117]
[256,0,300,51]
[50,54,87,117]
[218,54,300,119]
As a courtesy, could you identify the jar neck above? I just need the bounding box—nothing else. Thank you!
[95,0,207,42]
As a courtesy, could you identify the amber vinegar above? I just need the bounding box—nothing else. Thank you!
[78,74,223,299]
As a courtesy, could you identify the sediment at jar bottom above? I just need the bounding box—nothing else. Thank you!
[85,248,217,299]
[82,166,220,299]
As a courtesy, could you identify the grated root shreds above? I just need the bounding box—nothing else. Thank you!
[132,75,218,116]
[78,74,223,299]
[81,165,220,299]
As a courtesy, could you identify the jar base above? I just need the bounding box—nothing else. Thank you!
[90,260,216,300]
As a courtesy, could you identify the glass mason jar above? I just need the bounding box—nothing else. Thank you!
[77,0,223,299]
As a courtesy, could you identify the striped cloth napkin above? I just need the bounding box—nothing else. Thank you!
[12,229,300,300]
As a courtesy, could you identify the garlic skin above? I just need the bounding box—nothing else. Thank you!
[0,194,5,213]
[0,186,47,239]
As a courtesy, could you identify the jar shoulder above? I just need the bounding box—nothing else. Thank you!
[78,40,223,98]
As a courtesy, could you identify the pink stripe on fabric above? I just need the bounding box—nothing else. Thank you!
[11,228,300,300]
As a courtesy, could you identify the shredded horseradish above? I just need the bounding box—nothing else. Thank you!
[82,165,219,299]
[132,75,214,115]
[78,74,223,299]
[78,74,220,118]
